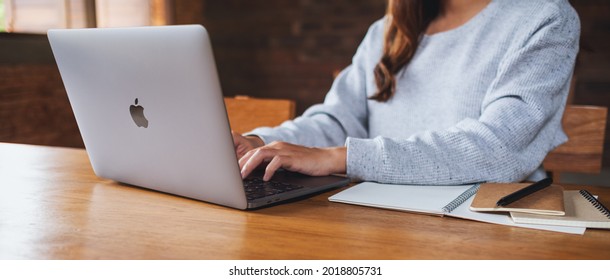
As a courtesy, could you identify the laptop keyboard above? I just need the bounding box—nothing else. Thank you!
[243,177,304,200]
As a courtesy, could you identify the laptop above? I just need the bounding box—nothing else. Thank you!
[47,25,349,209]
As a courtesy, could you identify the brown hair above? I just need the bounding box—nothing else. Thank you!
[371,0,441,102]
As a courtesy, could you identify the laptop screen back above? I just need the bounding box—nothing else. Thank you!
[48,25,248,209]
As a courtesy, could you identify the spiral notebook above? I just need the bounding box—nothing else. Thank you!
[329,182,481,216]
[329,182,586,234]
[511,190,610,229]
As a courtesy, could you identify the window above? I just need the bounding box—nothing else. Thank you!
[0,0,5,32]
[0,0,171,34]
[97,0,171,28]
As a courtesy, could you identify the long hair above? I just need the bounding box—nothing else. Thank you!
[370,0,440,102]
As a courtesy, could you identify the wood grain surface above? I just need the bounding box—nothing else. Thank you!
[1,143,609,260]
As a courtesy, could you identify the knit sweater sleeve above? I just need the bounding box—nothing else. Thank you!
[245,21,384,147]
[347,5,580,184]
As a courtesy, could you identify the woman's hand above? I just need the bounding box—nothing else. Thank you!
[239,141,347,181]
[232,131,265,158]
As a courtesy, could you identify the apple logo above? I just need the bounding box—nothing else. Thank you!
[129,98,149,128]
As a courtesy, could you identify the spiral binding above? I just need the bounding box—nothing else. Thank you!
[579,190,610,219]
[442,183,481,214]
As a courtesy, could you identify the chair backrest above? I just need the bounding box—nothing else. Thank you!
[543,105,608,182]
[224,96,296,134]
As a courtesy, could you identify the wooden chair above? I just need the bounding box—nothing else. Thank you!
[543,105,608,183]
[224,96,296,134]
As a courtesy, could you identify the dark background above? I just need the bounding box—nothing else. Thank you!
[1,0,609,166]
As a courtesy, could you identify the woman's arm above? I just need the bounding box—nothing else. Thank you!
[236,20,385,179]
[347,5,581,184]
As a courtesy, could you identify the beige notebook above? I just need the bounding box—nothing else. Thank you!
[511,190,610,229]
[469,183,565,215]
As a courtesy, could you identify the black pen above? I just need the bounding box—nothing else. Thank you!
[496,177,553,207]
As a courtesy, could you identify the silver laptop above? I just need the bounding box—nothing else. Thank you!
[47,25,349,209]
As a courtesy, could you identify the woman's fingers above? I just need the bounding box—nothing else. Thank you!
[264,155,287,181]
[239,148,263,179]
[232,131,251,158]
[232,131,265,158]
[239,142,292,179]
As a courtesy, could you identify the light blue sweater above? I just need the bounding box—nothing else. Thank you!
[249,0,580,184]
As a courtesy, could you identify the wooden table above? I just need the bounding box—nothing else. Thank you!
[1,143,609,259]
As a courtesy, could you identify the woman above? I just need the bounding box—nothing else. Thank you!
[234,0,580,185]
